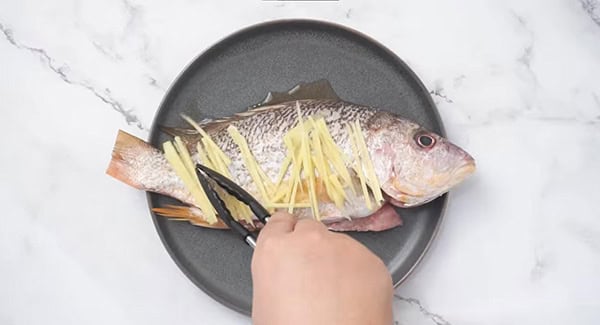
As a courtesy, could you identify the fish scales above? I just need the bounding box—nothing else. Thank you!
[106,94,475,231]
[204,100,377,199]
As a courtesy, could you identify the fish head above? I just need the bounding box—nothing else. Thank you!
[366,112,476,207]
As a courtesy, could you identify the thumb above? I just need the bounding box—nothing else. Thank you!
[256,212,296,243]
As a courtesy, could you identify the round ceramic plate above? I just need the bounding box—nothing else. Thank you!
[148,19,446,316]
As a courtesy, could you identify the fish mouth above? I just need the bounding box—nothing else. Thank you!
[450,158,476,184]
[382,185,426,208]
[384,158,476,208]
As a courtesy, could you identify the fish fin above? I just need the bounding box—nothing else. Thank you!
[161,116,234,136]
[159,80,341,134]
[159,126,204,144]
[327,204,403,232]
[195,104,287,130]
[160,106,289,135]
[152,205,229,229]
[209,79,340,123]
[252,79,340,108]
[106,130,154,189]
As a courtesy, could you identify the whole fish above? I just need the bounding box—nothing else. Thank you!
[107,99,475,232]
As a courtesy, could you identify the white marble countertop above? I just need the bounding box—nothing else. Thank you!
[2,0,600,324]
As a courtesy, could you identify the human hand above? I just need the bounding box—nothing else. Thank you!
[251,212,393,325]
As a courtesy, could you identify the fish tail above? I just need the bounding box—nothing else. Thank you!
[152,205,228,229]
[106,131,228,229]
[106,130,153,189]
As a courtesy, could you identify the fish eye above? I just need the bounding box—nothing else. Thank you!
[415,133,435,148]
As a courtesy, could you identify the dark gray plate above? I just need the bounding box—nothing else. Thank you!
[148,19,446,316]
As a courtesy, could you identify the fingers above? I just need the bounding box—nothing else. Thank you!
[257,212,297,243]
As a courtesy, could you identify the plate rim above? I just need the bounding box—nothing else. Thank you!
[146,18,447,316]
